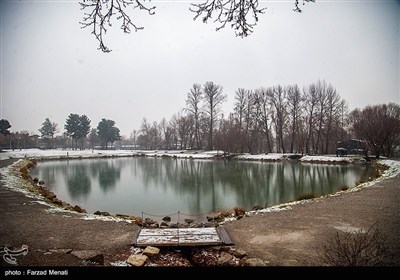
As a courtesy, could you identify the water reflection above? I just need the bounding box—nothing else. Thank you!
[65,164,91,199]
[30,158,375,215]
[89,161,121,193]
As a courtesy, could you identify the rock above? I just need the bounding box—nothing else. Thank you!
[228,248,247,258]
[45,191,56,200]
[33,178,39,183]
[207,212,223,222]
[236,215,244,220]
[243,258,266,266]
[218,252,236,266]
[144,218,157,225]
[184,218,195,224]
[127,254,148,267]
[142,246,160,260]
[51,198,63,205]
[191,223,203,228]
[160,222,170,228]
[71,250,104,265]
[72,205,87,213]
[148,223,159,229]
[204,222,219,227]
[169,223,179,228]
[116,214,131,219]
[162,216,171,222]
[251,205,263,211]
[38,180,45,185]
[94,211,110,216]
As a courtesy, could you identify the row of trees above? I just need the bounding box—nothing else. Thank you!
[1,80,399,156]
[135,80,347,154]
[131,80,400,158]
[38,115,121,149]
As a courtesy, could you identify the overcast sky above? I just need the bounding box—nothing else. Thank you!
[1,0,399,137]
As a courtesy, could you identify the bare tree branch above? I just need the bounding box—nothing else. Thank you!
[190,0,315,37]
[79,0,156,52]
[190,0,267,37]
[293,0,315,13]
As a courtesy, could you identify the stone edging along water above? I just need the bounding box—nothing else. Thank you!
[1,152,399,228]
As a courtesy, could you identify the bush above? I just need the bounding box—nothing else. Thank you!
[297,193,316,201]
[339,185,349,191]
[319,224,393,266]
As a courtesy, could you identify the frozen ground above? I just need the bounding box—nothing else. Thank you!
[0,148,369,163]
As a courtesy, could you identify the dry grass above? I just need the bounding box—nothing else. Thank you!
[319,224,393,266]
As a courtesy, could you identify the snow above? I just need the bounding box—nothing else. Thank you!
[236,153,288,160]
[0,148,221,161]
[299,155,359,163]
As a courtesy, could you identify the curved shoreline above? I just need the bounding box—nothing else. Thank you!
[1,154,400,266]
[1,155,382,222]
[1,154,393,224]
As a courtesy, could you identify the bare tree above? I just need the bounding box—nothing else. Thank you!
[314,80,327,154]
[304,83,318,154]
[185,83,203,149]
[234,88,247,131]
[286,84,303,153]
[258,88,273,153]
[203,81,227,150]
[349,103,400,158]
[268,85,288,153]
[323,85,341,154]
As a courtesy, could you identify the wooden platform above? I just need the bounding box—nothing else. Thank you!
[132,226,234,247]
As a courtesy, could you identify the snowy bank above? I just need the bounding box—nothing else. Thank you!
[0,149,224,161]
[299,155,363,163]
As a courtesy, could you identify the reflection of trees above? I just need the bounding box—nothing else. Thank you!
[90,160,121,193]
[133,158,375,213]
[66,164,91,199]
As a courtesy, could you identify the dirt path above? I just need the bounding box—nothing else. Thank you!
[1,159,399,266]
[0,159,139,266]
[224,173,400,265]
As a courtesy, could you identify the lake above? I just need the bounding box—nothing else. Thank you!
[29,157,375,217]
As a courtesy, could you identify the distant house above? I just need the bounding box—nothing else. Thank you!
[337,139,367,156]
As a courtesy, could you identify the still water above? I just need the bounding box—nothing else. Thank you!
[30,157,375,216]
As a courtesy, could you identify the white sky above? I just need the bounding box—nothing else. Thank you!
[1,0,399,137]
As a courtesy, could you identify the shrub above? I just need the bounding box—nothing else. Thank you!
[339,185,349,191]
[233,207,246,216]
[319,224,393,266]
[297,193,316,201]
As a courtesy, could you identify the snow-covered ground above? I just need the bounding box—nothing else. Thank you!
[0,149,386,163]
[299,155,362,163]
[0,149,224,161]
[236,153,292,161]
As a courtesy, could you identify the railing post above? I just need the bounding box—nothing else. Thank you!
[177,210,180,244]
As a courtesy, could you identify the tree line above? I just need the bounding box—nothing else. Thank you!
[1,79,399,157]
[37,115,120,150]
[132,80,399,158]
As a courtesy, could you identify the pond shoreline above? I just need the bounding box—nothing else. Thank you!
[1,153,393,228]
[0,148,368,164]
[1,156,400,266]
